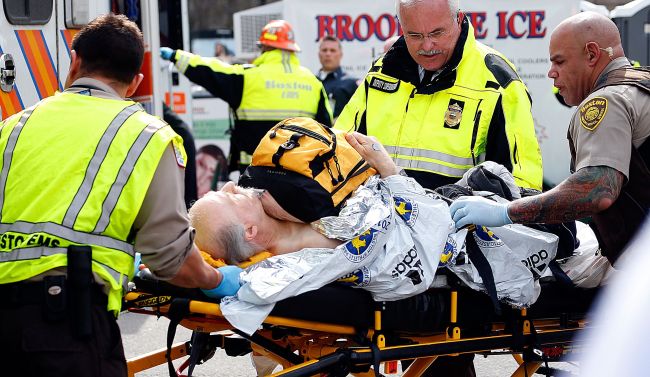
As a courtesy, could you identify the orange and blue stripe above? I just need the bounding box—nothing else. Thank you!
[60,29,78,58]
[0,45,24,119]
[15,30,62,100]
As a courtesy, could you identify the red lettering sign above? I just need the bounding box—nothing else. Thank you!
[497,11,547,39]
[466,11,488,39]
[315,13,401,41]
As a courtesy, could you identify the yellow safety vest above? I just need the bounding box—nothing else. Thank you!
[0,91,183,314]
[336,23,542,190]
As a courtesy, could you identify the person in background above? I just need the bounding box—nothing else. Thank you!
[214,41,233,63]
[196,144,229,197]
[163,103,198,208]
[161,20,332,174]
[450,11,650,267]
[335,0,543,374]
[0,14,240,377]
[317,35,359,119]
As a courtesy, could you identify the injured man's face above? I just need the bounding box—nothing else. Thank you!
[189,182,268,264]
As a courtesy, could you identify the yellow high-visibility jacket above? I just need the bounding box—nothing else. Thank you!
[173,49,332,170]
[336,18,542,190]
[0,91,183,314]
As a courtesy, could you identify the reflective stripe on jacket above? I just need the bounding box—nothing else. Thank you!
[0,92,183,314]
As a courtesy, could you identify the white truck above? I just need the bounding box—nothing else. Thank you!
[0,0,194,126]
[233,0,614,187]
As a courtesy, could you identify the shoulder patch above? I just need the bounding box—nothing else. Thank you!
[172,139,187,168]
[368,77,400,93]
[579,96,608,131]
[484,54,520,89]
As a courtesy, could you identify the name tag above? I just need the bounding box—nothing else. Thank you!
[369,77,400,93]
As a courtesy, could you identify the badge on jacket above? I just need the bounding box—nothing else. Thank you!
[579,96,608,131]
[444,99,464,129]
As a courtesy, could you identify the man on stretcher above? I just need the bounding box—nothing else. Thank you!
[189,131,401,265]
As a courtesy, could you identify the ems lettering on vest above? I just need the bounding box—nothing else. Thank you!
[369,77,399,93]
[0,232,61,249]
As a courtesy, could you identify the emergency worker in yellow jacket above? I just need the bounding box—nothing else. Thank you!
[161,20,332,173]
[0,15,240,377]
[336,0,542,375]
[336,0,543,193]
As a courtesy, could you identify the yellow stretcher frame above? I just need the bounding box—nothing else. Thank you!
[123,288,588,377]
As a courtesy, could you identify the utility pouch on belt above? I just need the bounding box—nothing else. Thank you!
[68,245,93,339]
[43,275,67,323]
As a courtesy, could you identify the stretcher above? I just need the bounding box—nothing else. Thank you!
[123,271,597,377]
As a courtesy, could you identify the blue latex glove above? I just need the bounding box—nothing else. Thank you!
[449,196,512,229]
[133,252,142,272]
[201,265,243,298]
[160,47,174,61]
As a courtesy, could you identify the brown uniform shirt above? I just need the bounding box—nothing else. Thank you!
[569,58,650,178]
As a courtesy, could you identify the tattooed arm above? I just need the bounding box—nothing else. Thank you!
[508,166,625,224]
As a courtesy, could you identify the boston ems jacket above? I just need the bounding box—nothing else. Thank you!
[172,49,332,171]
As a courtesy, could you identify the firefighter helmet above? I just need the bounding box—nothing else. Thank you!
[257,20,300,52]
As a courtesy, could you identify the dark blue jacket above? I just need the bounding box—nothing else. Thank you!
[319,67,358,117]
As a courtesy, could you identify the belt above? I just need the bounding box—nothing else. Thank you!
[0,279,107,308]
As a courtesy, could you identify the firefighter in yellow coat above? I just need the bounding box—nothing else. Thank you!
[162,20,333,173]
[335,0,543,375]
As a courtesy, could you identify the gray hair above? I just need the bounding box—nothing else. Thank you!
[396,0,460,22]
[218,222,259,265]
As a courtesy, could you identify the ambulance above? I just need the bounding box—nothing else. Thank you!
[0,0,193,125]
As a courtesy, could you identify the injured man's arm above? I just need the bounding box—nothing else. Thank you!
[188,132,402,264]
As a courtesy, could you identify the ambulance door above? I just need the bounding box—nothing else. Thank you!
[0,0,59,120]
[157,0,193,125]
[103,0,162,117]
[57,1,109,92]
[128,0,161,117]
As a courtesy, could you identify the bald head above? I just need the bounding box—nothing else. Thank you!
[553,11,622,58]
[188,190,262,264]
[547,11,625,106]
[188,193,234,261]
[396,0,459,22]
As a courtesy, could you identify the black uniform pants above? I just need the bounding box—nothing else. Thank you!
[0,282,127,377]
